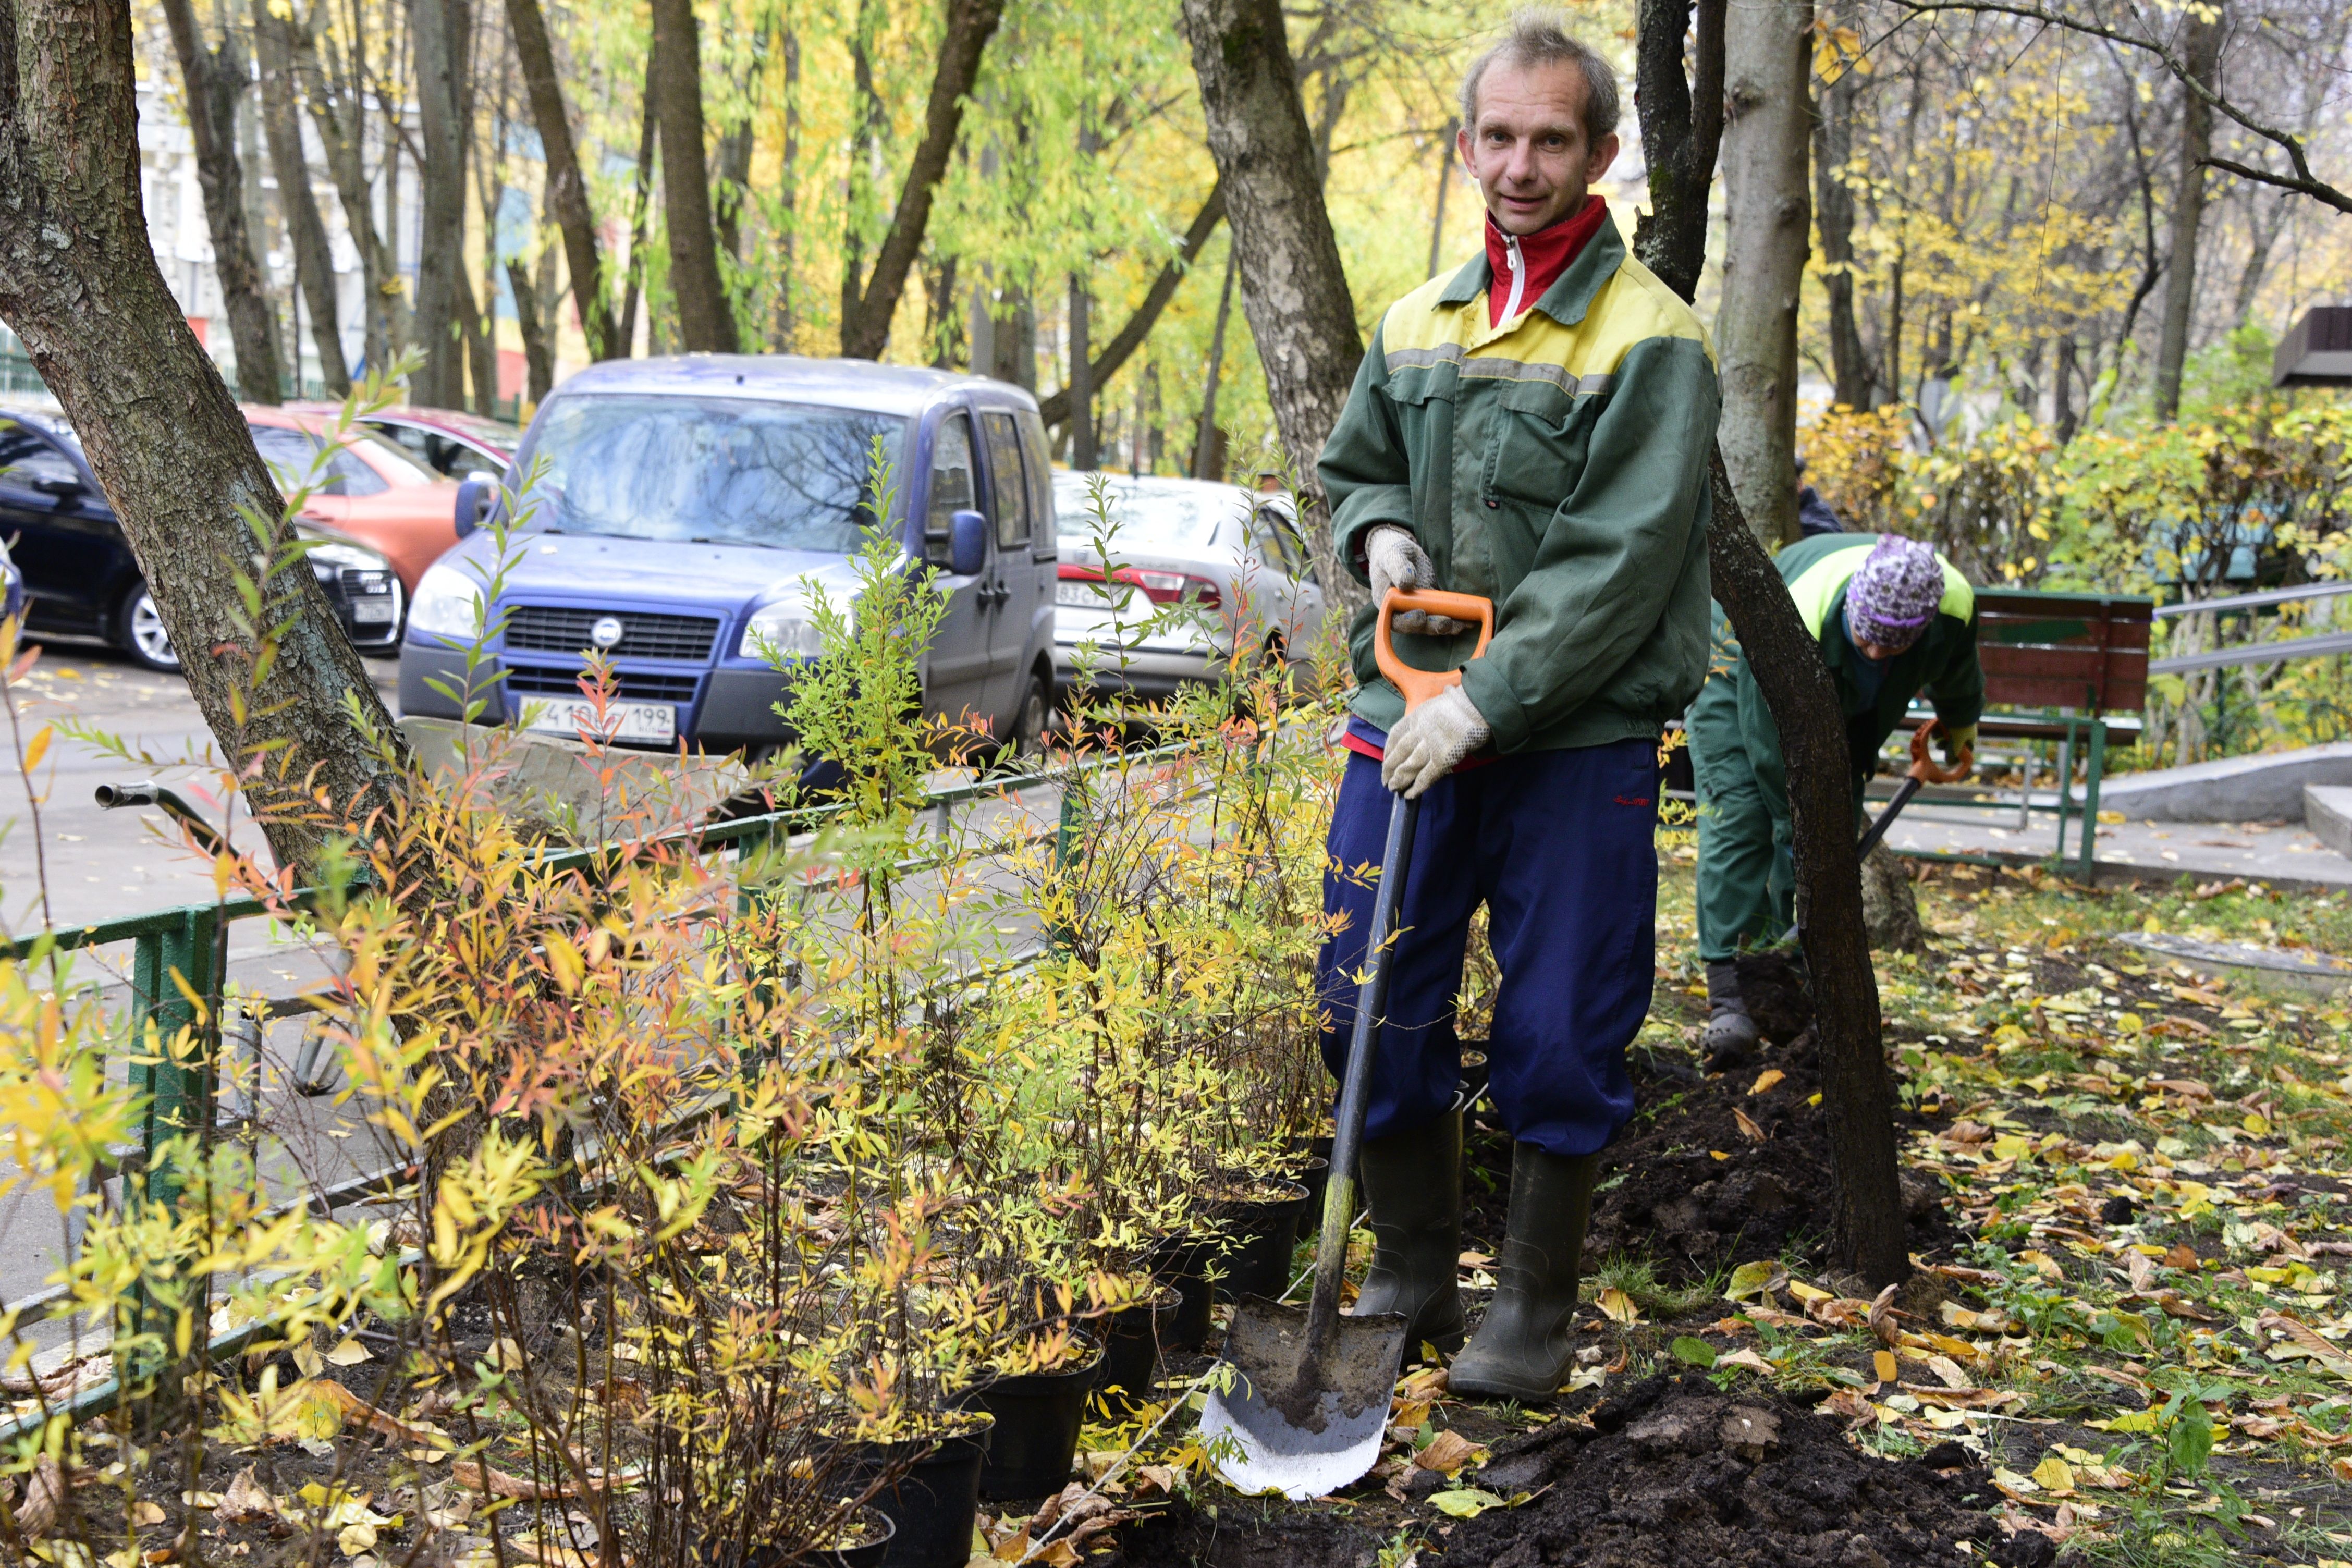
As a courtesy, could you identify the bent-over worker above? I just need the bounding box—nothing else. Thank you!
[1313,11,1719,1401]
[1686,532,1982,1059]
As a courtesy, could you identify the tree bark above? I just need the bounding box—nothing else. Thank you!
[158,0,284,402]
[647,0,738,352]
[2152,6,2223,420]
[837,0,1007,360]
[1637,0,1908,1287]
[767,22,800,349]
[506,0,617,361]
[617,40,658,356]
[1716,0,1811,546]
[0,0,411,875]
[1193,243,1237,479]
[1035,179,1225,427]
[297,10,405,374]
[251,0,350,397]
[1179,0,1362,602]
[509,242,555,406]
[1067,274,1095,469]
[410,0,470,407]
[1630,0,1724,302]
[1814,0,1871,409]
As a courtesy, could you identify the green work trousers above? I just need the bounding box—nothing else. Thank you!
[1686,672,1794,964]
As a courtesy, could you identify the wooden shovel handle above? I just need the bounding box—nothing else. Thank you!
[1374,590,1496,712]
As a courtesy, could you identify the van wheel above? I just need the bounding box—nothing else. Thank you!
[1008,668,1051,758]
[117,583,181,672]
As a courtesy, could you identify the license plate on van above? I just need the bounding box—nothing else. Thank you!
[523,699,677,744]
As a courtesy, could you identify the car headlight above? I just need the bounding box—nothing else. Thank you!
[409,562,489,638]
[738,601,826,662]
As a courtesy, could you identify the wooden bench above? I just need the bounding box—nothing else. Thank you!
[1896,586,2153,874]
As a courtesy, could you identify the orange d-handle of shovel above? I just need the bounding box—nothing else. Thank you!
[1907,717,1974,785]
[1373,589,1496,712]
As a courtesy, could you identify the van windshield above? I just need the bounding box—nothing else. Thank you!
[514,394,906,552]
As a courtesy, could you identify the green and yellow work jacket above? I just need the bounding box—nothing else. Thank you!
[1319,213,1722,754]
[1694,531,1984,824]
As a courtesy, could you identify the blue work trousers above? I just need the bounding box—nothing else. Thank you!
[1315,738,1659,1158]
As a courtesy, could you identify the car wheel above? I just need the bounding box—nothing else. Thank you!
[117,583,181,673]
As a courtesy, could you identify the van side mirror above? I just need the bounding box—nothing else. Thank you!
[949,509,988,577]
[454,477,492,539]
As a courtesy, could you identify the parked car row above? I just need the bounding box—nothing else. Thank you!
[4,357,1320,755]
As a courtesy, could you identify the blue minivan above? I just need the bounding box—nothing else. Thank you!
[398,356,1060,757]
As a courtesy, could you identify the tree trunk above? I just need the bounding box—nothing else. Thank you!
[1067,274,1095,469]
[2153,7,2223,420]
[506,0,617,360]
[924,253,962,368]
[648,0,737,352]
[713,102,755,263]
[410,0,470,407]
[837,0,1008,360]
[1193,244,1237,479]
[251,0,349,397]
[0,0,411,875]
[1630,0,1724,303]
[1716,0,1811,546]
[158,0,284,402]
[1425,119,1456,279]
[297,13,404,375]
[1814,0,1871,410]
[2053,334,2079,443]
[617,40,658,356]
[1035,180,1225,427]
[1637,0,1908,1287]
[509,242,555,406]
[768,22,800,349]
[1179,0,1362,603]
[456,267,495,414]
[1860,841,1924,953]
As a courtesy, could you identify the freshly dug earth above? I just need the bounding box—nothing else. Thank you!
[1102,1376,2001,1568]
[1448,1374,1995,1567]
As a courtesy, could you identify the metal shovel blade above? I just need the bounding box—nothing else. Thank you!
[1198,1296,1409,1500]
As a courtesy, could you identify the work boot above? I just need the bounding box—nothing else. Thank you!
[1701,959,1758,1070]
[1348,1117,1465,1356]
[1448,1143,1600,1401]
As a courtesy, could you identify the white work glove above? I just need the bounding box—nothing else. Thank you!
[1380,685,1491,799]
[1363,525,1471,634]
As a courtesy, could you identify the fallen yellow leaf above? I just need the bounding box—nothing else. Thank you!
[1748,1069,1785,1096]
[2030,1454,2076,1495]
[1873,1350,1898,1384]
[1598,1287,1640,1325]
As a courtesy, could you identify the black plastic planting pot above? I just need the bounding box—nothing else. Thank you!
[951,1336,1104,1501]
[820,1508,898,1568]
[847,1418,992,1568]
[1294,1156,1332,1228]
[1150,1234,1217,1349]
[1206,1178,1311,1303]
[1099,1285,1179,1402]
[1456,1047,1491,1109]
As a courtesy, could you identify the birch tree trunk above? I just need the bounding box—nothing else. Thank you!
[1715,0,1812,546]
[1179,0,1362,605]
[158,0,284,402]
[0,0,411,875]
[252,1,350,396]
[2152,7,2223,421]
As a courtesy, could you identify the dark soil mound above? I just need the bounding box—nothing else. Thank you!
[1450,1373,2000,1567]
[1098,1495,1382,1568]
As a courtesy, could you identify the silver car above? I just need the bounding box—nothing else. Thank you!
[1050,473,1326,702]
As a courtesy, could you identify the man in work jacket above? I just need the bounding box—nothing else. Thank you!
[1314,11,1719,1401]
[1687,533,1982,1060]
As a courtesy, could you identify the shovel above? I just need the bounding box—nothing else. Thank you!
[1200,586,1493,1500]
[1856,718,1974,858]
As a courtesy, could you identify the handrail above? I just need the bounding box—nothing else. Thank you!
[2153,581,2352,619]
[2149,629,2352,676]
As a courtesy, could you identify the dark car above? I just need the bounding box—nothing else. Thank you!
[0,409,405,672]
[400,355,1059,756]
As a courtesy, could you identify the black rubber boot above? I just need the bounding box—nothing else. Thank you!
[1701,959,1758,1070]
[1448,1142,1600,1400]
[1347,1117,1465,1355]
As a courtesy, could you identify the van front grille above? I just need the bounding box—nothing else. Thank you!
[503,605,719,662]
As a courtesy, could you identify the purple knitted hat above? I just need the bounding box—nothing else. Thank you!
[1844,536,1945,651]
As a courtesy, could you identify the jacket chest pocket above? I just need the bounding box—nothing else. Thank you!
[1480,378,1598,513]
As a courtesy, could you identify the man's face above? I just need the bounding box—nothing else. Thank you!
[1844,604,1913,663]
[1457,58,1620,236]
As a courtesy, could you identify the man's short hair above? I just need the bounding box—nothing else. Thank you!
[1459,9,1621,149]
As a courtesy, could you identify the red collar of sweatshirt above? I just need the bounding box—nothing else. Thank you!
[1484,196,1609,328]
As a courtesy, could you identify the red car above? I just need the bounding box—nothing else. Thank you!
[291,403,521,483]
[243,406,462,592]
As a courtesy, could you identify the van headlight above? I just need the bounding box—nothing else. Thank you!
[739,602,825,661]
[409,563,489,638]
